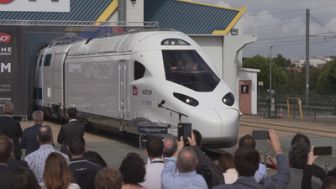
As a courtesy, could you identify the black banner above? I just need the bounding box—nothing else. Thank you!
[0,27,20,114]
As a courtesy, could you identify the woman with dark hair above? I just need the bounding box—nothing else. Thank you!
[83,150,107,167]
[40,152,80,189]
[291,133,311,147]
[10,167,41,189]
[288,135,325,189]
[119,152,146,189]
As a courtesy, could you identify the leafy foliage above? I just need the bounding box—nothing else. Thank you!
[243,55,288,93]
[243,54,336,95]
[317,60,336,94]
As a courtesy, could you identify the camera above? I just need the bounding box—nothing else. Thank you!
[178,123,192,145]
[252,130,269,140]
[313,146,332,156]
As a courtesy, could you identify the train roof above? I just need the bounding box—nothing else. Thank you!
[66,30,196,56]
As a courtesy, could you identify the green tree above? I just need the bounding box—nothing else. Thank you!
[317,60,336,94]
[272,54,293,68]
[243,55,288,93]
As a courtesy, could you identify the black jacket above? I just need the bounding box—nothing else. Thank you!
[69,158,101,189]
[193,146,224,187]
[57,119,85,154]
[0,116,23,159]
[0,164,11,189]
[22,124,42,155]
[302,164,327,189]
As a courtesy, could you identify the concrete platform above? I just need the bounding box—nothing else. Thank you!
[20,116,336,169]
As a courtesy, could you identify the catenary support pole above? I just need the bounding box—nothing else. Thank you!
[305,9,310,106]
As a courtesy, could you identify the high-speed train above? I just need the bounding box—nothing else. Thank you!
[35,30,240,147]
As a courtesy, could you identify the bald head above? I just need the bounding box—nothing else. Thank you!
[37,125,53,144]
[177,147,198,173]
[3,101,14,115]
[163,136,177,157]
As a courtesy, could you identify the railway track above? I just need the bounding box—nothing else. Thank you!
[240,119,336,137]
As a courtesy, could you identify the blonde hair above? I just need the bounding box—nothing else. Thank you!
[3,101,14,115]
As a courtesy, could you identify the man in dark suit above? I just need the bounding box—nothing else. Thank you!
[0,102,23,160]
[57,107,85,156]
[0,134,13,189]
[68,137,101,189]
[191,130,224,188]
[22,110,44,156]
[213,130,290,189]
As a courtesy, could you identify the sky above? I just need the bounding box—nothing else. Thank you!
[193,0,336,59]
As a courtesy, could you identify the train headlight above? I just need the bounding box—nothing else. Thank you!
[173,92,199,106]
[161,38,190,46]
[222,92,235,106]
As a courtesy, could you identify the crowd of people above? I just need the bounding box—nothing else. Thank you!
[0,101,336,189]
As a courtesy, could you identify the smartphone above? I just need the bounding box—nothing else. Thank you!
[252,130,269,140]
[178,123,192,144]
[314,146,332,156]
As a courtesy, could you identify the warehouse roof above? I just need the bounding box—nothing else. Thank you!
[144,0,245,35]
[0,0,117,23]
[0,0,245,35]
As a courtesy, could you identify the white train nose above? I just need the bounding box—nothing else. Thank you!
[189,108,240,148]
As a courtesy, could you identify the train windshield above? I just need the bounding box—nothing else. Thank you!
[162,50,220,92]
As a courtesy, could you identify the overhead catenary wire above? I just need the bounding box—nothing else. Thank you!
[245,2,336,17]
[249,12,336,48]
[245,38,336,48]
[310,15,336,37]
[243,3,336,30]
[242,6,336,52]
[258,32,336,41]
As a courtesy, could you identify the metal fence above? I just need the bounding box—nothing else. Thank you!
[257,93,336,123]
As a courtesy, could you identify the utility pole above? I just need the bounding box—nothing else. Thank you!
[269,45,273,94]
[268,45,273,117]
[305,9,310,106]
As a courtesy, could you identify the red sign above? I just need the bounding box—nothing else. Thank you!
[132,86,138,96]
[0,33,11,43]
[0,0,14,4]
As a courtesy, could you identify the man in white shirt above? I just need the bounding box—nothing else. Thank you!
[142,135,164,189]
[25,125,68,182]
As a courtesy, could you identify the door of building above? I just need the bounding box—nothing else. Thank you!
[239,80,252,115]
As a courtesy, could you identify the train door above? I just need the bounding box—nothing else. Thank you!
[42,53,54,108]
[118,60,129,120]
[239,80,252,115]
[52,54,63,107]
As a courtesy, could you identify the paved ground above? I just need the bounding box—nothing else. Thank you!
[20,116,336,169]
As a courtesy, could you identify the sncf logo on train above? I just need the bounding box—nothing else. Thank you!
[0,33,11,44]
[0,0,13,4]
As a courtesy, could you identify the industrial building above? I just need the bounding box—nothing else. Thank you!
[0,0,259,115]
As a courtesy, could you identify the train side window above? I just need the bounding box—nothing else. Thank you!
[134,61,145,80]
[44,54,52,66]
[34,87,42,99]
